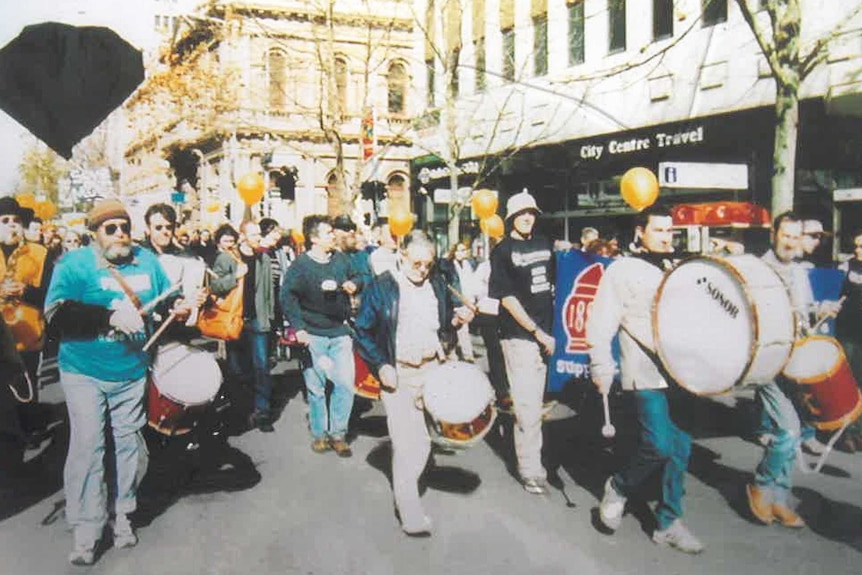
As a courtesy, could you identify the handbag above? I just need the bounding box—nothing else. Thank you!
[197,258,245,340]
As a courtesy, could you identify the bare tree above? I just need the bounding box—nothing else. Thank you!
[735,0,862,215]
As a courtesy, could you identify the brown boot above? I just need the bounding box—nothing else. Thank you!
[772,504,806,528]
[746,484,774,525]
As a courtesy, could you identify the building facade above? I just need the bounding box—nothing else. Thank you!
[411,0,862,252]
[122,0,416,231]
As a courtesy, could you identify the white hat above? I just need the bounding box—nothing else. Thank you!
[505,189,542,220]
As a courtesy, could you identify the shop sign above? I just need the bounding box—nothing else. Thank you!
[659,161,748,190]
[417,160,480,185]
[579,126,704,161]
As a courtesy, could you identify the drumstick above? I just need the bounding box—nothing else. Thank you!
[446,284,477,313]
[601,392,616,438]
[143,311,179,352]
[139,282,183,315]
[809,296,846,334]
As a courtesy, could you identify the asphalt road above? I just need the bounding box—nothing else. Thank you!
[1,349,861,574]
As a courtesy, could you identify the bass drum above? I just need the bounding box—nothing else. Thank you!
[422,361,496,450]
[148,342,222,435]
[653,254,795,395]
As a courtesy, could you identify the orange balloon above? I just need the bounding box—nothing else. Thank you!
[480,214,505,239]
[471,189,498,220]
[620,167,659,211]
[35,200,57,221]
[389,209,414,236]
[206,202,221,213]
[290,229,305,246]
[237,172,265,206]
[15,193,36,209]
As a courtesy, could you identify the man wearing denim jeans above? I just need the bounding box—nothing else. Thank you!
[211,220,275,432]
[746,211,840,528]
[587,204,704,554]
[44,199,176,565]
[281,215,361,457]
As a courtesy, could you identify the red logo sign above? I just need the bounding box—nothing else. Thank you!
[562,263,604,353]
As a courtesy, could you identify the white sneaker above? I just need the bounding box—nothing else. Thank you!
[113,514,138,549]
[652,519,705,554]
[522,477,549,495]
[68,544,95,566]
[598,477,626,531]
[801,437,827,456]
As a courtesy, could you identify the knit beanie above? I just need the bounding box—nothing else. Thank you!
[87,199,130,230]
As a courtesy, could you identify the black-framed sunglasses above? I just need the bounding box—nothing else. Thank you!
[154,224,175,232]
[0,215,21,225]
[103,222,131,236]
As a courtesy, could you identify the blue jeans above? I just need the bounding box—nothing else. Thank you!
[302,334,355,440]
[228,319,272,417]
[61,371,147,545]
[613,389,691,530]
[754,381,801,505]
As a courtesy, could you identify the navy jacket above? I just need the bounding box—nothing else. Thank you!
[353,269,461,376]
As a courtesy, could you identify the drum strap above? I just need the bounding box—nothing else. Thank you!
[105,264,144,312]
[619,324,678,387]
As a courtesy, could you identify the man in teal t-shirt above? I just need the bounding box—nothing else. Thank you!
[44,199,172,566]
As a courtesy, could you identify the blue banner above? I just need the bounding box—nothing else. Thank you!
[809,267,844,335]
[548,250,617,392]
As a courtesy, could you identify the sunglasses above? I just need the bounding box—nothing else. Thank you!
[103,222,131,236]
[0,215,21,225]
[154,224,175,232]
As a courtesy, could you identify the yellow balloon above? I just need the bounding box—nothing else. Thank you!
[389,209,414,236]
[620,167,659,211]
[471,189,498,220]
[237,172,265,206]
[480,214,505,239]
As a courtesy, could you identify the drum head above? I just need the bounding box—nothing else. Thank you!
[152,343,222,404]
[423,362,494,424]
[783,336,842,382]
[654,257,755,395]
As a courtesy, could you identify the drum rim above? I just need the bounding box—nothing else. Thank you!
[652,254,772,396]
[783,334,847,383]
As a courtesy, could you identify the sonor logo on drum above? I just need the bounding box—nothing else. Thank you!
[697,276,740,319]
[563,263,604,353]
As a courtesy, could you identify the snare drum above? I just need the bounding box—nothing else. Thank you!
[653,255,796,395]
[422,361,496,449]
[147,342,222,435]
[782,335,862,431]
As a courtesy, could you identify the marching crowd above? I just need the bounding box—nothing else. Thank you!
[1,190,862,566]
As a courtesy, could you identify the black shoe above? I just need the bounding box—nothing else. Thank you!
[249,413,274,433]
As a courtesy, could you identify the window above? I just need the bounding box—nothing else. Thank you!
[267,49,287,109]
[568,2,585,65]
[426,59,436,108]
[533,15,548,77]
[475,38,486,92]
[703,0,727,26]
[609,0,626,53]
[334,56,348,117]
[653,0,673,40]
[502,28,515,82]
[388,61,407,114]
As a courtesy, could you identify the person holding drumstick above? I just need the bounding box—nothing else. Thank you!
[43,199,180,565]
[747,212,842,527]
[587,204,705,554]
[354,230,472,536]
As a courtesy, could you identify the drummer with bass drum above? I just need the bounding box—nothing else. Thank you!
[354,230,474,537]
[746,211,842,528]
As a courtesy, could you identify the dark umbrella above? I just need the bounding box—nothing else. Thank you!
[0,22,144,159]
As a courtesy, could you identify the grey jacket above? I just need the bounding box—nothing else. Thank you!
[211,249,275,330]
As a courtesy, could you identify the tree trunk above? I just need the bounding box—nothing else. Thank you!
[447,162,460,246]
[771,80,799,217]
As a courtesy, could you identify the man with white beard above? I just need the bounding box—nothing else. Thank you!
[44,199,177,565]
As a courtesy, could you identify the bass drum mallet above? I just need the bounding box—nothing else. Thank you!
[601,392,616,438]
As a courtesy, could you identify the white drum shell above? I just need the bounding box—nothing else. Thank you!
[654,255,795,395]
[152,342,222,405]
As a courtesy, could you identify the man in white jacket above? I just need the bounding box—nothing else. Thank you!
[586,204,704,554]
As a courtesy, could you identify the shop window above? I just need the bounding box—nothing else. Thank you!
[702,0,727,26]
[475,38,486,92]
[609,0,626,53]
[502,28,515,82]
[267,48,287,109]
[653,0,673,40]
[568,1,585,66]
[533,15,548,77]
[388,61,407,115]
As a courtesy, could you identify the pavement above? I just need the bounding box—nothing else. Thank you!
[1,343,862,574]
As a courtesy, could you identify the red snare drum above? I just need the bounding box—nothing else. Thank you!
[354,350,381,400]
[422,361,497,450]
[782,336,862,431]
[148,343,222,435]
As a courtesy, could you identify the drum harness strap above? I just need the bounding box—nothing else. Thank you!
[618,324,677,390]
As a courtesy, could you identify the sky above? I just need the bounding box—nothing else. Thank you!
[0,0,154,195]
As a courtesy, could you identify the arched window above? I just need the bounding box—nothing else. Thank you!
[267,48,287,109]
[334,56,348,118]
[387,61,408,115]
